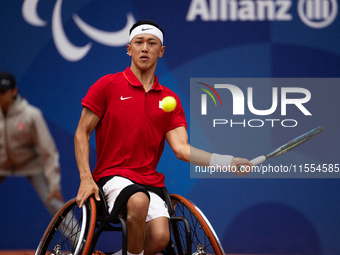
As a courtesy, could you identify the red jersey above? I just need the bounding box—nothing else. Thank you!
[82,67,187,187]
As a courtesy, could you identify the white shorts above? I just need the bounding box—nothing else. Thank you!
[102,176,169,222]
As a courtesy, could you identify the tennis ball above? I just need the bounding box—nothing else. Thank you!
[161,96,177,112]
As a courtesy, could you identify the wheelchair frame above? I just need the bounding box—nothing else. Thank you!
[35,187,225,255]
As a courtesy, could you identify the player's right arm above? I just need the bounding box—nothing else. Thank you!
[74,106,101,207]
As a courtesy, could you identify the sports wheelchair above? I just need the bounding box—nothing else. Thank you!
[35,184,225,255]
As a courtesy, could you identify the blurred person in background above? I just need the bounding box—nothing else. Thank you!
[0,71,65,216]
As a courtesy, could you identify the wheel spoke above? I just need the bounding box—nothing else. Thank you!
[36,198,96,255]
[170,195,224,255]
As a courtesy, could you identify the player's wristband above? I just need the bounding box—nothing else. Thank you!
[209,153,233,169]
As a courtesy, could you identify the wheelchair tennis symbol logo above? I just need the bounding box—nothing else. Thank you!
[298,0,338,28]
[22,0,136,61]
[197,82,223,115]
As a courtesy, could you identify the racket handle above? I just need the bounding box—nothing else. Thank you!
[238,155,266,173]
[250,155,266,165]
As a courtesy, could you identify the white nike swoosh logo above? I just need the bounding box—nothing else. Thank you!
[142,27,152,31]
[120,96,132,100]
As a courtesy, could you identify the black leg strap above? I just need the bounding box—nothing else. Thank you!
[97,175,173,218]
[109,184,150,222]
[90,182,151,255]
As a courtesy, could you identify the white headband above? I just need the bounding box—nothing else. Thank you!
[129,24,163,45]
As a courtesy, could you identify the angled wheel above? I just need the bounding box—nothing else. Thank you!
[35,197,97,255]
[170,194,225,255]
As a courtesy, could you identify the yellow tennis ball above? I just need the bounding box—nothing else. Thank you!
[161,96,177,112]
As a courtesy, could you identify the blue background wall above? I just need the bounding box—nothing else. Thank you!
[0,0,339,254]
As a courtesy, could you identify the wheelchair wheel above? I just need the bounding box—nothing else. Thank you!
[170,194,225,255]
[35,197,97,255]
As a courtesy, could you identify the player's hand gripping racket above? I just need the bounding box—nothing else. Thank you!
[239,126,324,172]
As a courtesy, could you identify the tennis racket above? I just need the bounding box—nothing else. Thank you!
[239,126,324,172]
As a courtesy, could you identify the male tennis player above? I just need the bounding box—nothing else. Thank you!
[75,20,252,255]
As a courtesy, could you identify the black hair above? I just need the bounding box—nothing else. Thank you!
[129,20,164,37]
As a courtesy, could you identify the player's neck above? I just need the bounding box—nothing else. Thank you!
[130,65,156,92]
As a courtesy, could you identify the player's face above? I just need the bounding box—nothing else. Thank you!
[127,34,165,71]
[0,87,17,113]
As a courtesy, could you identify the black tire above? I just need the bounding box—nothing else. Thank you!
[170,194,225,255]
[35,197,97,255]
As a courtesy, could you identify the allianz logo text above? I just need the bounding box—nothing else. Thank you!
[186,0,338,29]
